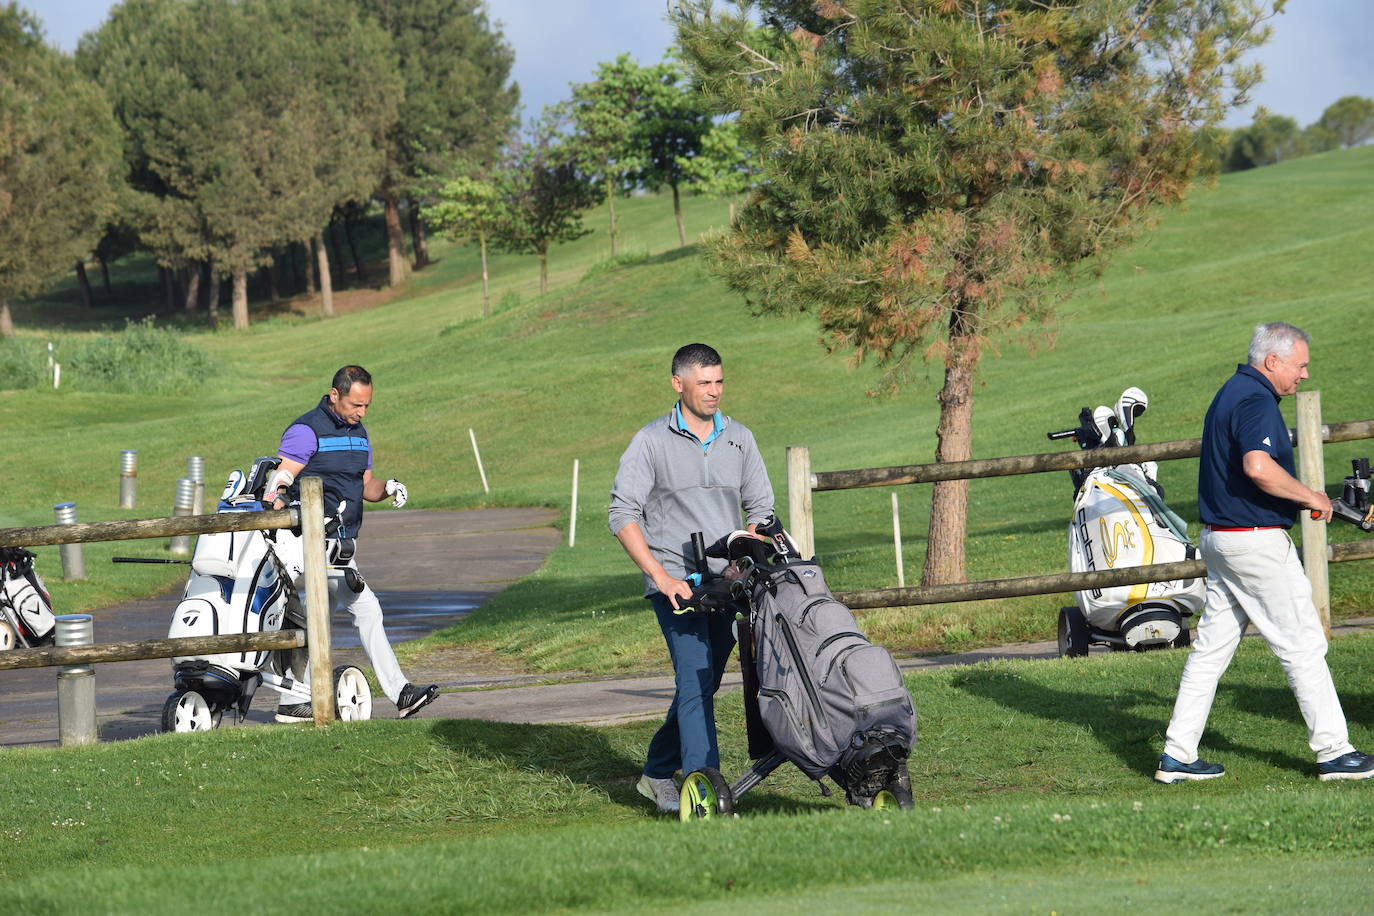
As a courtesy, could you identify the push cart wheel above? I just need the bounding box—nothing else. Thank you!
[871,781,914,812]
[679,767,735,822]
[332,665,373,721]
[1057,607,1090,658]
[1172,625,1192,649]
[0,620,16,651]
[161,689,220,733]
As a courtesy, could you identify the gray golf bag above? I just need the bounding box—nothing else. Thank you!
[675,521,917,818]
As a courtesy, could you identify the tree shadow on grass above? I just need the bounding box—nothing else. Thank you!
[951,666,1311,778]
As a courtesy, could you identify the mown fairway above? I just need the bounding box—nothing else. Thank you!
[5,146,1374,674]
[3,146,1374,912]
[4,634,1374,911]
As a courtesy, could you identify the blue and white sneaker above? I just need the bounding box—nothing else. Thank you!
[1154,753,1225,783]
[1317,751,1374,781]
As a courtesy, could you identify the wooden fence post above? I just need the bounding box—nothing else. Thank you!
[299,477,333,726]
[787,446,815,560]
[1296,389,1330,632]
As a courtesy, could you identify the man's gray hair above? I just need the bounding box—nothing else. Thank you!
[1248,322,1309,366]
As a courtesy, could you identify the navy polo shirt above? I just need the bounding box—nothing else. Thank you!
[1197,363,1297,528]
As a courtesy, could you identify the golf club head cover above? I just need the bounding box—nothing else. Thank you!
[385,479,408,508]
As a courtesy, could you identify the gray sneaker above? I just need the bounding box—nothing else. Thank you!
[636,774,679,813]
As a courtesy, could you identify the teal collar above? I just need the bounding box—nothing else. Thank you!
[674,403,724,450]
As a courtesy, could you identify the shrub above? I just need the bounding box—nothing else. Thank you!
[65,318,214,394]
[0,339,53,390]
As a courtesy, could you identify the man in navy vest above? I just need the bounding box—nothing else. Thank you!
[265,365,439,721]
[1155,323,1374,783]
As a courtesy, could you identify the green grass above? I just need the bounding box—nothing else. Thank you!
[6,149,1374,676]
[6,634,1374,912]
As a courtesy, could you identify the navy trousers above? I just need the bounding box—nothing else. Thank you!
[643,592,737,778]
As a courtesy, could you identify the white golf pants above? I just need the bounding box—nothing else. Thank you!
[1163,527,1354,764]
[278,565,407,706]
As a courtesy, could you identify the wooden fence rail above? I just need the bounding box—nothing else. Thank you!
[0,508,300,549]
[811,417,1374,492]
[0,630,305,671]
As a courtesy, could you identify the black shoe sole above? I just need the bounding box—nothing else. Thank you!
[398,686,439,719]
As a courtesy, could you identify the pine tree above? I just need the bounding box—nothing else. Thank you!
[674,0,1275,584]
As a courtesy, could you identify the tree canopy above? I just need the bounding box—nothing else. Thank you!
[673,0,1274,584]
[0,2,123,337]
[1318,95,1374,149]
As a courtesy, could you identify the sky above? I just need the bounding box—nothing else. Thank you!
[25,0,1374,130]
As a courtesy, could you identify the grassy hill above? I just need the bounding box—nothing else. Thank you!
[4,146,1374,675]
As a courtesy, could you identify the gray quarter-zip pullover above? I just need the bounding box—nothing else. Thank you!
[609,407,775,595]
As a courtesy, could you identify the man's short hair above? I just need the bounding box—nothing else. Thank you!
[671,343,721,377]
[331,365,372,395]
[1248,323,1309,366]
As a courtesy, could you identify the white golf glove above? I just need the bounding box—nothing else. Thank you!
[385,479,408,508]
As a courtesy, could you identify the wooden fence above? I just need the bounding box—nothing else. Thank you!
[784,391,1374,627]
[0,477,338,731]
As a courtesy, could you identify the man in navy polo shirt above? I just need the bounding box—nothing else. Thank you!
[265,365,439,722]
[1156,323,1374,783]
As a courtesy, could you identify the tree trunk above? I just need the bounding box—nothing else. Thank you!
[605,174,618,257]
[160,265,176,310]
[408,198,429,269]
[538,248,548,295]
[302,238,316,295]
[327,221,346,286]
[261,259,279,302]
[343,214,366,283]
[75,261,94,308]
[920,306,983,587]
[98,256,112,295]
[479,230,490,317]
[383,192,409,287]
[183,263,201,314]
[315,231,334,319]
[231,265,249,330]
[672,182,687,247]
[207,264,221,325]
[0,298,13,338]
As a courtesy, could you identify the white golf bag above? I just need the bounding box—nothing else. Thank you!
[161,456,372,732]
[1049,388,1205,655]
[0,547,57,650]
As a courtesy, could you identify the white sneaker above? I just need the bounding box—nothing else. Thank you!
[636,774,679,813]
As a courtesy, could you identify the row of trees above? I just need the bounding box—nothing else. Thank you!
[2,0,755,333]
[1,0,518,334]
[1224,96,1374,171]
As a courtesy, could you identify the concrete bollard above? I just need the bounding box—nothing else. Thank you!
[56,614,97,747]
[169,478,195,556]
[53,503,86,580]
[119,449,138,509]
[187,456,205,516]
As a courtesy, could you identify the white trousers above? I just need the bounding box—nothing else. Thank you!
[278,565,407,706]
[1163,527,1353,764]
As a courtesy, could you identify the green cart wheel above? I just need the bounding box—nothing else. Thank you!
[679,767,734,821]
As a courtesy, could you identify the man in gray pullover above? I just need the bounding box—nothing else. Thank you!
[608,343,776,813]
